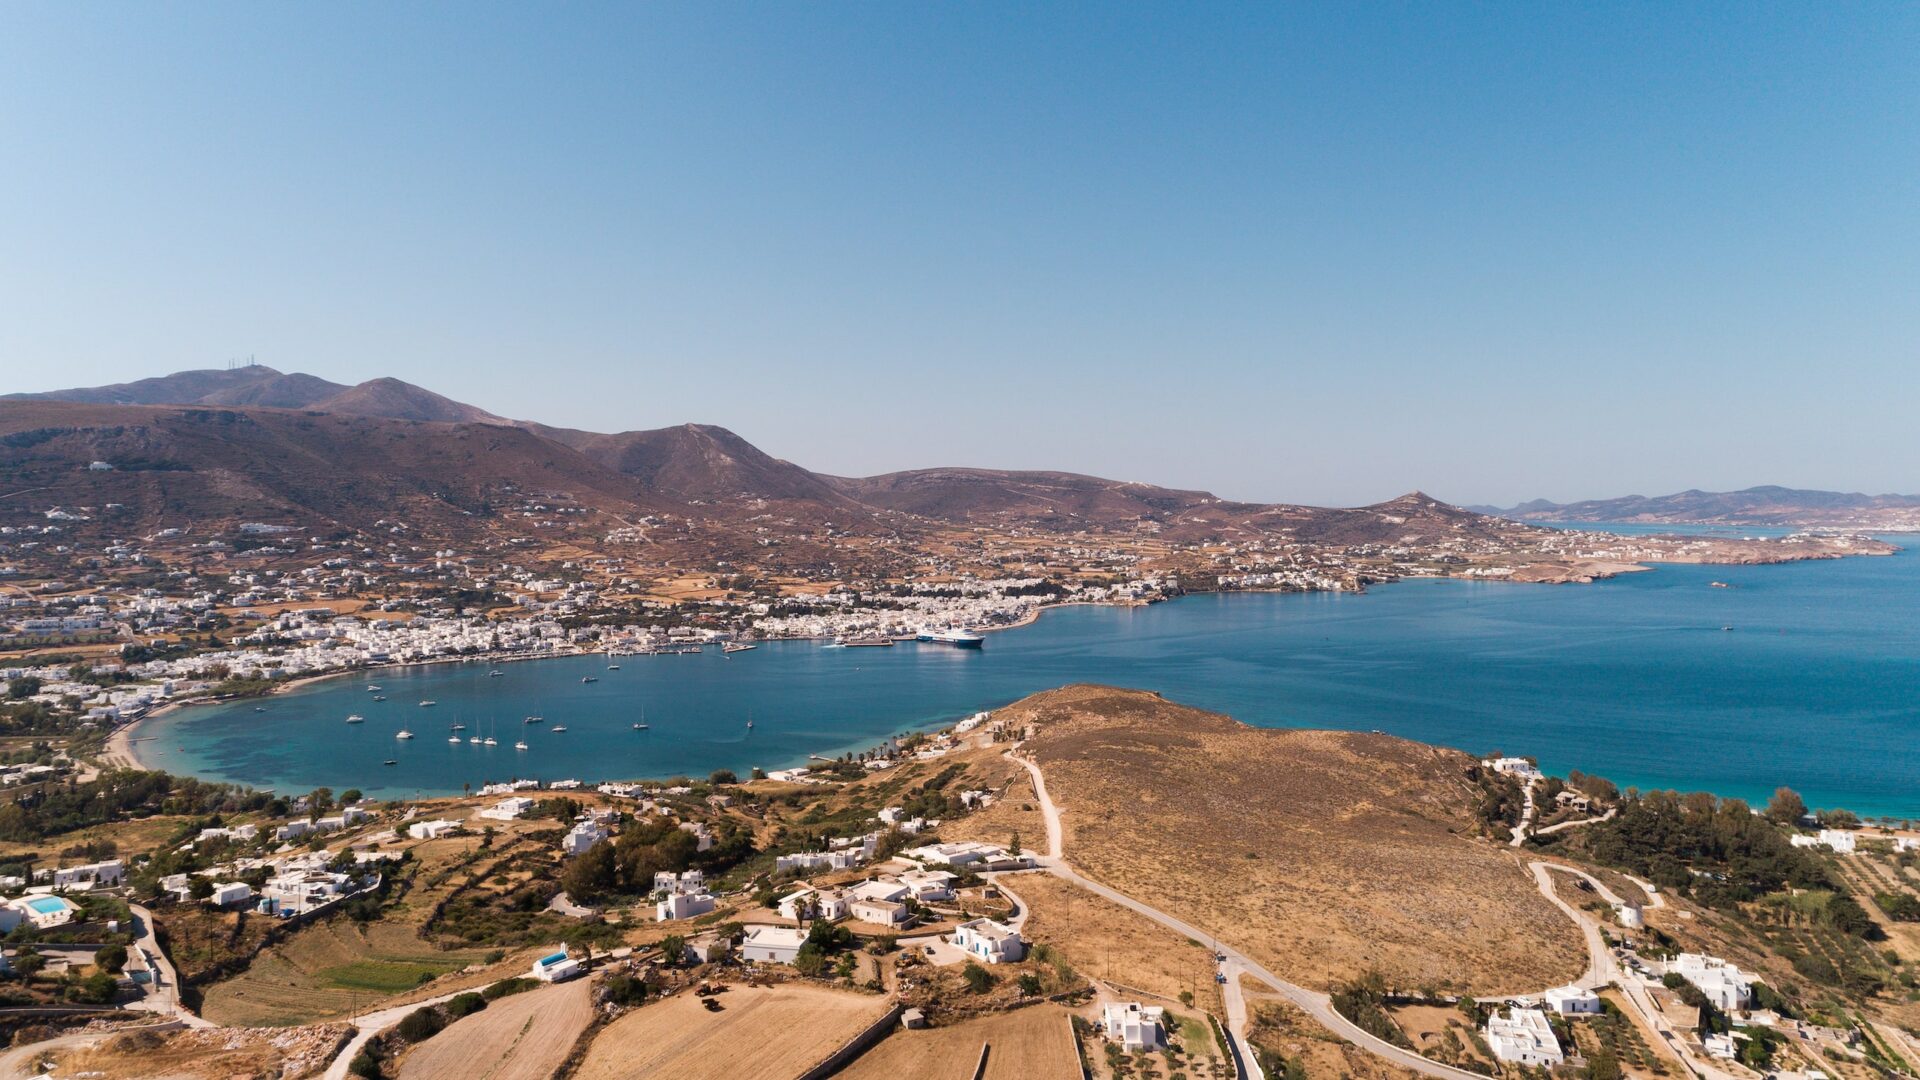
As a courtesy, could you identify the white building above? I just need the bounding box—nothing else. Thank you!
[898,869,956,902]
[407,819,460,840]
[0,894,79,931]
[532,949,581,982]
[561,819,609,856]
[209,882,253,908]
[850,898,909,926]
[1483,757,1543,780]
[653,869,705,895]
[1486,1007,1563,1066]
[477,797,535,821]
[656,891,717,921]
[1670,953,1753,1011]
[741,925,808,964]
[952,918,1025,964]
[1102,1002,1167,1051]
[51,860,124,889]
[1542,984,1602,1015]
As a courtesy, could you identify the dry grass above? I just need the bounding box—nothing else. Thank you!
[1008,685,1585,994]
[1243,990,1421,1080]
[836,1003,1082,1080]
[397,978,594,1080]
[573,982,890,1080]
[1009,872,1223,1016]
[51,1023,351,1080]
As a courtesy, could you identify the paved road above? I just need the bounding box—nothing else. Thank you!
[1526,862,1735,1080]
[1008,750,1486,1080]
[127,902,215,1028]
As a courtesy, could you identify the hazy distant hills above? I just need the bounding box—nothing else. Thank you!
[1477,486,1920,530]
[2,365,1539,545]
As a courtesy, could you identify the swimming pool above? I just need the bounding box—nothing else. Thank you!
[24,896,70,915]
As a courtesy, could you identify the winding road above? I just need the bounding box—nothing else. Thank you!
[1009,750,1491,1080]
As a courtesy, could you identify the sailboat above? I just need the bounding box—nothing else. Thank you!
[396,729,414,740]
[633,706,648,731]
[552,724,568,732]
[483,718,497,747]
[745,709,754,732]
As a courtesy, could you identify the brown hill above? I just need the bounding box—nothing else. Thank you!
[534,422,859,507]
[3,365,332,408]
[309,377,506,425]
[826,467,1227,526]
[1004,685,1585,994]
[2,365,1547,548]
[0,401,670,535]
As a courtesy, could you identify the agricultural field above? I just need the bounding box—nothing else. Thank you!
[198,916,500,1026]
[573,982,891,1080]
[397,977,595,1080]
[1004,686,1586,994]
[836,1002,1082,1080]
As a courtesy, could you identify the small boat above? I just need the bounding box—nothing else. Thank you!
[396,729,414,740]
[373,695,387,702]
[383,759,397,766]
[448,735,462,743]
[552,725,568,733]
[254,706,266,713]
[489,669,505,677]
[483,736,497,746]
[468,735,481,744]
[451,722,466,730]
[514,740,529,751]
[419,700,437,707]
[345,714,365,724]
[581,676,598,684]
[608,664,619,670]
[368,685,382,692]
[524,716,544,724]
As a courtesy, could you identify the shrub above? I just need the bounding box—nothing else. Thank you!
[93,944,127,974]
[349,1051,382,1079]
[482,977,538,1001]
[444,992,486,1019]
[962,962,994,993]
[394,1006,445,1043]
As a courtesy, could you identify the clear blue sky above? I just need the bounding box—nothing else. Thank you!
[3,5,1915,507]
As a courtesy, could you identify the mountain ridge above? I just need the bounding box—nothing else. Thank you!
[1481,486,1920,529]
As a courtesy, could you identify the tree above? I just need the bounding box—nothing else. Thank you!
[188,874,216,900]
[1765,787,1808,825]
[794,942,827,977]
[1009,830,1023,858]
[1585,1046,1622,1080]
[657,934,686,964]
[93,944,127,974]
[340,789,363,805]
[1017,972,1042,996]
[560,840,618,904]
[709,769,737,786]
[962,962,994,993]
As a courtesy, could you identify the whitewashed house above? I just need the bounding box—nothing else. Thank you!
[1486,1008,1563,1066]
[1542,984,1602,1015]
[741,925,807,964]
[952,918,1025,964]
[1102,1002,1167,1051]
[532,949,581,982]
[655,891,717,921]
[1670,953,1753,1011]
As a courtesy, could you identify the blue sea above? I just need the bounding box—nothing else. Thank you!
[137,532,1920,818]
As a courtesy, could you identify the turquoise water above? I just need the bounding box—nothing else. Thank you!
[139,540,1920,817]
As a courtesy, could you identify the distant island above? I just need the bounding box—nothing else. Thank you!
[1475,485,1920,531]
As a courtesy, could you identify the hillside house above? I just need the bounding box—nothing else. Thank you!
[953,918,1025,964]
[1486,1008,1563,1066]
[1101,1002,1167,1051]
[1669,954,1753,1010]
[741,925,808,965]
[1543,984,1602,1014]
[656,891,717,921]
